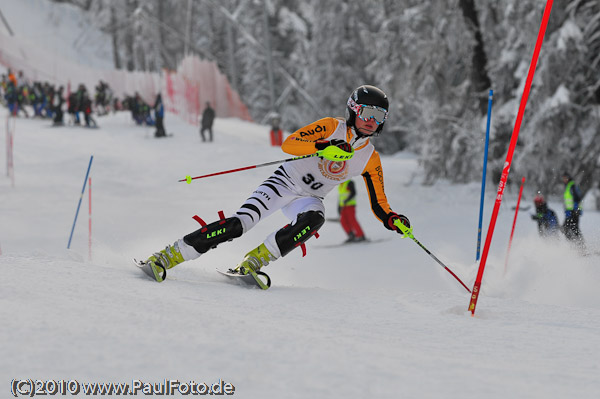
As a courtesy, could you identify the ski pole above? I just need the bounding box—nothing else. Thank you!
[179,152,321,183]
[394,220,471,293]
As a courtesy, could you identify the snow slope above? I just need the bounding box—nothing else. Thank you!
[1,110,599,398]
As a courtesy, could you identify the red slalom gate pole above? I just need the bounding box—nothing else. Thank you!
[469,0,554,316]
[504,177,525,275]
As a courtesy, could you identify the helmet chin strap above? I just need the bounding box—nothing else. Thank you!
[349,126,371,148]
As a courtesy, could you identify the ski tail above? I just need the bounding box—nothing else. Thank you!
[134,258,166,282]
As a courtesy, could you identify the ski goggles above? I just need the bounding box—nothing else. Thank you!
[347,97,388,125]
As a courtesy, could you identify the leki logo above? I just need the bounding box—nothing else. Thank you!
[207,228,226,239]
[293,226,311,242]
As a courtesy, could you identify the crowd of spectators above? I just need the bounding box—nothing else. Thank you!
[1,68,163,130]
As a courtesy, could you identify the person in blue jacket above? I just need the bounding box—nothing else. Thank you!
[531,193,559,237]
[153,94,166,138]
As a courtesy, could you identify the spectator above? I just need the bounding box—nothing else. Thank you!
[17,70,29,89]
[561,172,584,247]
[52,86,65,126]
[269,112,283,146]
[82,90,96,128]
[200,101,215,142]
[16,81,29,118]
[338,179,366,242]
[4,80,18,116]
[7,69,17,87]
[68,91,79,125]
[70,84,88,125]
[0,74,6,107]
[31,82,44,117]
[153,94,166,138]
[94,80,112,115]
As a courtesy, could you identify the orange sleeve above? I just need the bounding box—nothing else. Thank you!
[361,151,394,226]
[281,117,340,156]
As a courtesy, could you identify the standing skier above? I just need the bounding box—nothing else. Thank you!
[140,85,410,285]
[153,93,166,138]
[52,86,65,126]
[561,172,584,246]
[200,102,215,142]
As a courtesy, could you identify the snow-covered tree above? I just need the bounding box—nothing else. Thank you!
[48,0,600,196]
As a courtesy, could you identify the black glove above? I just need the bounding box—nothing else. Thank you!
[315,139,353,153]
[386,212,410,234]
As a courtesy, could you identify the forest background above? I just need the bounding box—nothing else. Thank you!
[49,0,600,196]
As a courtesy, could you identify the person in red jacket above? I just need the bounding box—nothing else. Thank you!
[139,85,410,286]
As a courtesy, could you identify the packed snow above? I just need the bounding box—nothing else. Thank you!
[1,110,599,398]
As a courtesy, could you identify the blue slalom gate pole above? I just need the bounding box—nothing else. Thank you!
[476,90,493,261]
[68,155,94,249]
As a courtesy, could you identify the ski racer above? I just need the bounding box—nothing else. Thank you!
[140,85,411,285]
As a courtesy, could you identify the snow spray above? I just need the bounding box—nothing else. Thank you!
[504,177,526,274]
[469,0,554,316]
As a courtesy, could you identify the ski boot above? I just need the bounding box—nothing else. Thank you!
[231,243,276,289]
[234,243,276,275]
[141,242,185,282]
[344,232,356,243]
